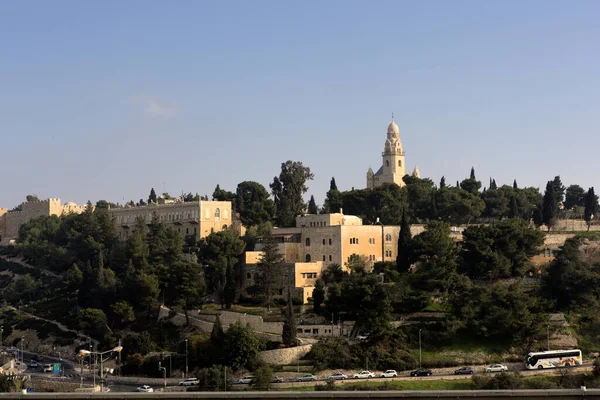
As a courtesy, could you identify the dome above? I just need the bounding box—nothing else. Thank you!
[387,120,399,136]
[65,201,77,207]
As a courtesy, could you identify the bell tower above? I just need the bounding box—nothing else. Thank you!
[381,115,406,187]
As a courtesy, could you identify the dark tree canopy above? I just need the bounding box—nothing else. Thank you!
[308,195,318,214]
[584,187,599,231]
[235,181,276,227]
[542,181,558,231]
[270,160,314,227]
[396,211,412,273]
[565,184,586,210]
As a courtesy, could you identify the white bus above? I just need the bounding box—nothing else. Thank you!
[525,349,582,370]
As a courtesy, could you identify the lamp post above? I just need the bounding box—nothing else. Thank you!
[419,329,422,369]
[376,218,384,262]
[79,346,123,393]
[1,325,3,347]
[185,339,188,379]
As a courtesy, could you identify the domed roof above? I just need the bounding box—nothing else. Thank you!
[387,120,399,135]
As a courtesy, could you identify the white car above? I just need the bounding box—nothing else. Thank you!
[354,371,375,379]
[485,364,508,373]
[380,370,398,378]
[136,385,154,393]
[356,335,369,341]
[178,378,199,386]
[237,376,257,384]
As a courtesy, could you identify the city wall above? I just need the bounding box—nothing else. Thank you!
[258,344,312,365]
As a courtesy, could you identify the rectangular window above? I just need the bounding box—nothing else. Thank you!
[329,255,332,261]
[329,238,332,245]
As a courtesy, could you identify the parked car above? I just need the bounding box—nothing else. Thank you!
[327,372,348,380]
[29,361,38,368]
[454,367,474,375]
[43,364,53,373]
[356,335,369,341]
[296,374,317,382]
[485,364,508,373]
[271,376,284,383]
[380,370,398,378]
[353,371,375,379]
[135,385,154,393]
[178,378,199,386]
[237,376,257,384]
[410,369,433,377]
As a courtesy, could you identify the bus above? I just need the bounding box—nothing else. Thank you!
[525,349,582,370]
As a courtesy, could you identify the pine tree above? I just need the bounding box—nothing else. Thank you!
[312,279,325,314]
[396,211,412,273]
[513,179,518,189]
[542,181,558,232]
[330,177,338,191]
[492,179,497,190]
[282,289,297,347]
[552,176,565,205]
[431,191,439,219]
[211,315,225,346]
[308,195,318,214]
[439,176,446,189]
[532,207,543,227]
[584,187,598,232]
[148,188,157,204]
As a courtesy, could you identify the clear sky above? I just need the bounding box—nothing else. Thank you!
[1,0,599,209]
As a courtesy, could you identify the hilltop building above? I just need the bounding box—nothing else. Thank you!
[367,117,420,189]
[107,200,244,241]
[0,199,87,244]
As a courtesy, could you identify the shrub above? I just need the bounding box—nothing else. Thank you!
[473,372,523,389]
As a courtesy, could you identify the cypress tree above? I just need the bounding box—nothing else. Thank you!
[312,279,325,314]
[439,176,446,189]
[282,289,297,347]
[224,265,236,309]
[148,188,157,204]
[470,167,476,180]
[396,211,412,273]
[513,179,518,189]
[308,195,318,214]
[542,181,558,232]
[330,177,338,191]
[584,187,598,232]
[509,196,519,219]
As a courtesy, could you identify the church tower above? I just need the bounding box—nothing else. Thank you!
[366,117,406,189]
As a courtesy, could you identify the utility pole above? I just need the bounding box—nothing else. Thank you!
[159,362,167,389]
[1,325,3,347]
[547,324,550,351]
[21,336,24,366]
[185,339,188,379]
[118,338,122,377]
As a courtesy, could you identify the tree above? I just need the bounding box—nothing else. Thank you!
[282,289,297,347]
[172,261,206,325]
[65,263,83,288]
[79,308,108,339]
[312,279,325,314]
[211,315,225,346]
[235,181,276,226]
[223,322,263,371]
[308,195,318,214]
[509,196,519,218]
[212,184,237,205]
[330,177,338,191]
[254,364,274,390]
[513,179,518,189]
[270,160,314,227]
[565,185,586,210]
[542,181,558,232]
[584,187,599,231]
[224,265,236,309]
[439,176,446,189]
[26,194,39,202]
[460,167,482,195]
[552,176,566,206]
[256,239,286,310]
[110,300,135,325]
[148,188,157,204]
[396,211,412,273]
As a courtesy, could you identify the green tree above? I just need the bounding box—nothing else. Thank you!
[542,181,558,232]
[65,263,84,288]
[565,185,586,210]
[198,230,245,305]
[270,160,314,227]
[212,184,237,208]
[223,322,263,371]
[223,265,236,309]
[552,176,566,206]
[254,364,274,390]
[435,186,485,224]
[322,177,343,214]
[211,315,225,346]
[282,289,297,347]
[513,179,518,189]
[256,239,286,310]
[509,196,519,218]
[439,176,446,189]
[148,188,157,204]
[307,195,318,214]
[312,279,325,314]
[460,167,482,195]
[584,187,599,231]
[235,181,276,226]
[79,308,108,339]
[396,211,412,273]
[26,194,39,202]
[172,261,205,325]
[110,300,135,325]
[330,177,338,191]
[403,175,435,221]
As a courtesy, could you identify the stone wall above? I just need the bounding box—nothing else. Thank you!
[258,344,312,365]
[542,219,600,232]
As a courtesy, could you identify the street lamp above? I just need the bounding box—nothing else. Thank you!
[79,346,123,392]
[185,339,188,379]
[376,217,384,262]
[418,329,422,369]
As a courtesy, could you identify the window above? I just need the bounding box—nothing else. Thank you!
[305,238,311,246]
[386,160,390,167]
[194,227,197,234]
[247,273,251,279]
[329,255,332,261]
[322,239,326,245]
[305,254,311,262]
[385,234,392,241]
[369,238,376,245]
[186,228,189,234]
[329,238,332,245]
[322,255,326,261]
[215,208,221,218]
[398,160,402,167]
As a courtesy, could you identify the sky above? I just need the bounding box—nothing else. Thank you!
[1,0,599,209]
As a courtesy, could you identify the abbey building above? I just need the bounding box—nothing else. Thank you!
[366,118,419,189]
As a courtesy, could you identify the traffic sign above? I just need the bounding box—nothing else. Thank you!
[53,363,60,374]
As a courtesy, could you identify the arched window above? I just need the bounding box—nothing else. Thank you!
[398,160,402,167]
[215,208,221,218]
[386,160,390,167]
[385,234,392,241]
[305,254,311,262]
[305,238,311,246]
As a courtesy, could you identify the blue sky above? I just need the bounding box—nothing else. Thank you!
[1,0,599,208]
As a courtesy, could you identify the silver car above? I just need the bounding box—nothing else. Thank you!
[297,374,317,382]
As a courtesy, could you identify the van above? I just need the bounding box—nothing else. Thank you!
[43,364,53,373]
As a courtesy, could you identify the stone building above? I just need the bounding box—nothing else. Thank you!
[0,198,87,244]
[366,117,420,189]
[107,200,243,241]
